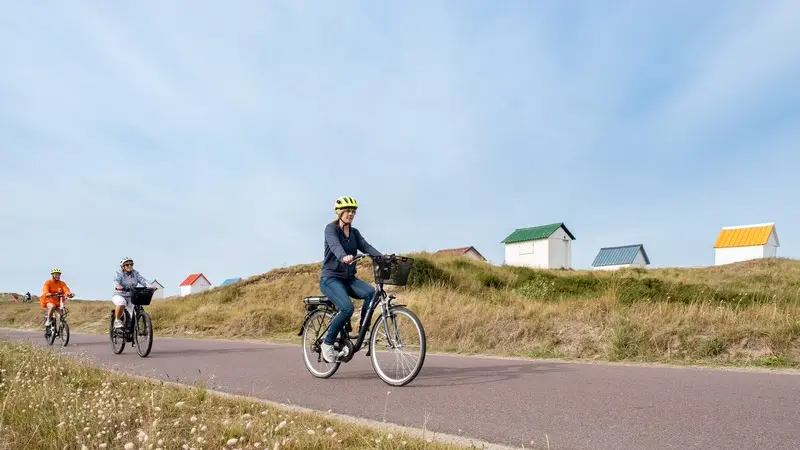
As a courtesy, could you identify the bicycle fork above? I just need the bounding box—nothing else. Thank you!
[377,304,404,351]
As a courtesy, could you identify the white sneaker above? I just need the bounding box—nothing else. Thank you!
[320,343,342,363]
[113,319,124,329]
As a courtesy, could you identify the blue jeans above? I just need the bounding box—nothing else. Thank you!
[320,276,376,345]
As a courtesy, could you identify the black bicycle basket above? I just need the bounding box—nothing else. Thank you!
[130,287,155,306]
[372,254,414,286]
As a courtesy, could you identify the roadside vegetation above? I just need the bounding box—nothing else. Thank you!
[0,339,478,450]
[1,255,798,368]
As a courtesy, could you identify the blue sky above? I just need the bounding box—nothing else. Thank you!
[1,1,799,299]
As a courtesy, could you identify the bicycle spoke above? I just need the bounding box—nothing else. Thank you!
[370,307,425,386]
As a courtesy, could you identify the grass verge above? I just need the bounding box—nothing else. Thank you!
[1,255,799,368]
[0,339,486,450]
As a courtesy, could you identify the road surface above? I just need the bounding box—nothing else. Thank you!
[2,328,798,450]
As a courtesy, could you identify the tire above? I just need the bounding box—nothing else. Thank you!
[301,309,340,378]
[46,320,56,346]
[134,311,153,357]
[369,306,426,387]
[110,311,125,354]
[45,322,56,346]
[60,321,70,347]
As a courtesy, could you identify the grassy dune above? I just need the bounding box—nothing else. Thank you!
[1,255,799,368]
[0,339,474,450]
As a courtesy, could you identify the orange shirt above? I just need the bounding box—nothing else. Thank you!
[41,279,72,306]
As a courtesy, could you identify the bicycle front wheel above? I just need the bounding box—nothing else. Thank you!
[60,321,70,347]
[110,311,125,354]
[45,323,56,346]
[134,311,153,357]
[369,306,426,386]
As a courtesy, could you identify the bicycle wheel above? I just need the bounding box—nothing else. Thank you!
[45,322,56,346]
[109,311,125,354]
[302,309,340,378]
[134,311,153,357]
[369,306,426,386]
[60,321,70,347]
[46,320,56,346]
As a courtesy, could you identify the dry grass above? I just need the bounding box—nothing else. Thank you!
[1,255,799,368]
[0,339,479,450]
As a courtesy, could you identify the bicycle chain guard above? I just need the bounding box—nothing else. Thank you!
[336,339,355,363]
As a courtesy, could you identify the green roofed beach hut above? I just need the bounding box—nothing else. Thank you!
[501,222,575,269]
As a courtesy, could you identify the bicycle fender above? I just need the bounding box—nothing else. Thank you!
[297,310,316,336]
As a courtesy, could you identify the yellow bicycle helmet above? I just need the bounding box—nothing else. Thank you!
[50,268,61,274]
[334,196,358,210]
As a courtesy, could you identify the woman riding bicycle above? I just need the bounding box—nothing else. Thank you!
[112,257,156,329]
[319,196,382,363]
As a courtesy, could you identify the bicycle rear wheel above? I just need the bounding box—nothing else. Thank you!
[302,309,341,378]
[134,311,153,357]
[369,306,426,386]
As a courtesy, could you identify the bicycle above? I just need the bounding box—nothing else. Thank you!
[44,293,70,347]
[298,253,427,387]
[109,286,155,357]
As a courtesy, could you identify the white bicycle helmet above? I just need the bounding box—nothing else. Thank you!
[119,257,133,267]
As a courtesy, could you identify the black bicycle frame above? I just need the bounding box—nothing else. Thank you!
[298,281,406,357]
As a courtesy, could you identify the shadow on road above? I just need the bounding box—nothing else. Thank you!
[67,340,110,347]
[143,346,280,358]
[346,361,571,387]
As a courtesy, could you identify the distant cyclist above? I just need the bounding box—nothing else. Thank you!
[24,292,31,303]
[41,268,74,327]
[319,196,383,363]
[112,257,157,329]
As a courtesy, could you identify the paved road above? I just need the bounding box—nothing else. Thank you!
[2,328,799,450]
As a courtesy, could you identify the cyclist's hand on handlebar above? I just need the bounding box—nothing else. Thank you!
[343,255,354,264]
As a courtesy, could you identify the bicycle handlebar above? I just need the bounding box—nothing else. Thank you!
[347,253,401,265]
[117,286,156,292]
